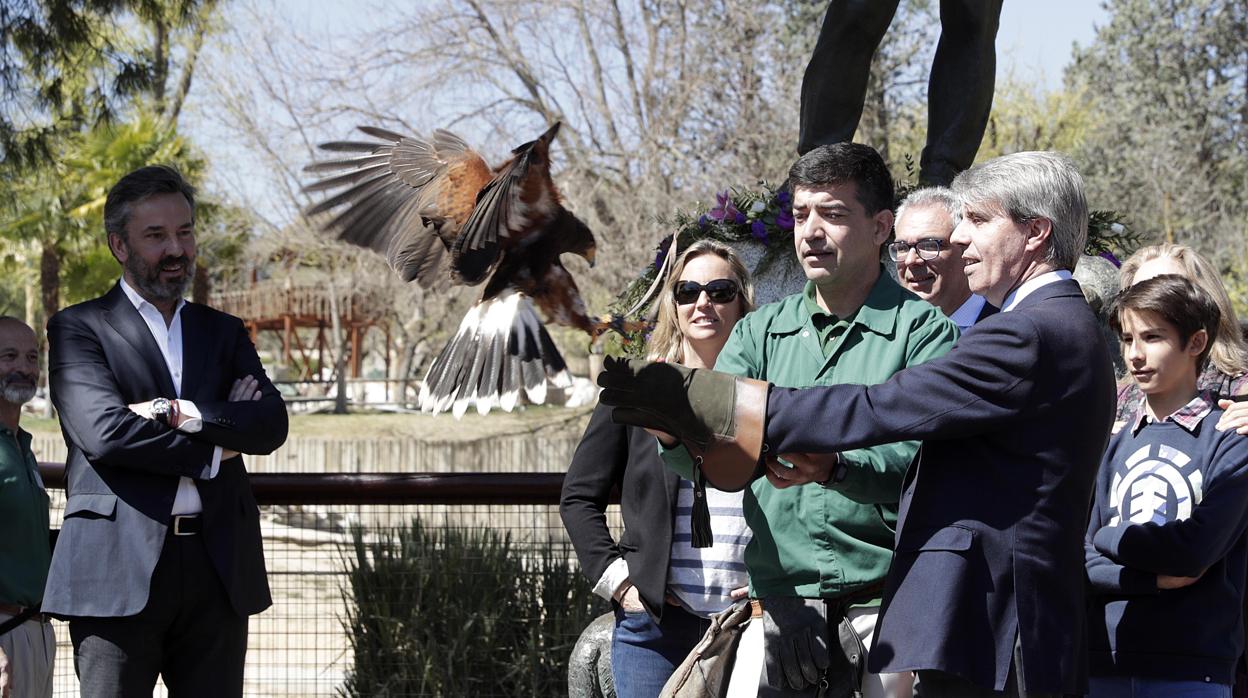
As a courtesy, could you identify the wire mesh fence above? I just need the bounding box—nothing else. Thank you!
[40,470,618,697]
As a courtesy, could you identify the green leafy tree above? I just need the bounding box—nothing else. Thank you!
[1,0,225,327]
[0,113,203,324]
[1065,0,1247,268]
[1,0,217,165]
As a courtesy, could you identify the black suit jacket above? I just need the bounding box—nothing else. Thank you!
[560,403,678,619]
[765,279,1116,695]
[42,283,288,618]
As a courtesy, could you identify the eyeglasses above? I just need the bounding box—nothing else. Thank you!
[886,238,945,261]
[674,279,740,305]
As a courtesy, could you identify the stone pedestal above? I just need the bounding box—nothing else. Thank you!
[1073,253,1126,376]
[728,238,807,307]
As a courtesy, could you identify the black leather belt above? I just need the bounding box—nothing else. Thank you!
[171,515,202,536]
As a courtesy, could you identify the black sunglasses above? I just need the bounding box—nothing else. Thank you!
[674,278,740,305]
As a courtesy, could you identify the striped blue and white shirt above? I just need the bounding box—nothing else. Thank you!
[668,479,751,617]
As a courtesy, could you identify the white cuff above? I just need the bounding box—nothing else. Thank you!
[175,400,204,433]
[205,446,222,479]
[592,557,631,602]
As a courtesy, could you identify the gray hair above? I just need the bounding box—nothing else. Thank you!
[951,151,1087,271]
[895,186,961,233]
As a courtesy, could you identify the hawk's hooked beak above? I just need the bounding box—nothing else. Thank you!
[585,247,597,268]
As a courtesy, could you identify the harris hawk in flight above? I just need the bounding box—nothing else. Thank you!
[304,122,603,416]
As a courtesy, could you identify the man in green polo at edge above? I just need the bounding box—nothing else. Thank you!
[658,144,957,697]
[0,317,54,698]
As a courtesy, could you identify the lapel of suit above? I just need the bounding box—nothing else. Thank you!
[178,302,211,400]
[101,284,178,398]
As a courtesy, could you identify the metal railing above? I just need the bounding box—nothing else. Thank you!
[38,464,617,697]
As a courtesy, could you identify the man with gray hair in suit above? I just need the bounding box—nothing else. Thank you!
[888,187,995,330]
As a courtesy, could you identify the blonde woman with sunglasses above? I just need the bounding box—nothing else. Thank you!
[561,240,755,698]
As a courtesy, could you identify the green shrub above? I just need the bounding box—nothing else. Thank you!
[338,519,606,697]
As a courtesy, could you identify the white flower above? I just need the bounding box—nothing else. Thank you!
[1110,223,1125,234]
[749,200,766,214]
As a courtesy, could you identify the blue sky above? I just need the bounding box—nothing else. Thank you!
[997,0,1110,89]
[186,0,1113,223]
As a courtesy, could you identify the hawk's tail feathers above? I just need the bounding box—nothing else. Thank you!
[419,291,572,418]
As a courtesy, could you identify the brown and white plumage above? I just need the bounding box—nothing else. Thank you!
[304,122,599,416]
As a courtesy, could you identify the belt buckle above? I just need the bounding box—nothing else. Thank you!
[172,515,197,536]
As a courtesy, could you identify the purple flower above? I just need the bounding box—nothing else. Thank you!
[775,209,794,231]
[698,214,709,229]
[776,189,791,208]
[734,211,747,225]
[1099,251,1121,268]
[707,190,740,222]
[750,220,768,243]
[655,235,673,269]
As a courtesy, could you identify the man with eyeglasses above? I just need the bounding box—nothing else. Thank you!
[654,143,958,697]
[889,187,995,331]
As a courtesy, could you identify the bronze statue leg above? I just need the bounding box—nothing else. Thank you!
[797,0,900,156]
[919,0,1003,186]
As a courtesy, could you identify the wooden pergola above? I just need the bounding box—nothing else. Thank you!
[211,281,390,381]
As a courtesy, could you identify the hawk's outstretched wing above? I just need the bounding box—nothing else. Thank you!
[304,127,495,286]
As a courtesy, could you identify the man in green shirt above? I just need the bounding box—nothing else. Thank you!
[0,317,54,698]
[661,144,957,696]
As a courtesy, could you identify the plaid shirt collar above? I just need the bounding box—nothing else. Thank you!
[1131,390,1215,436]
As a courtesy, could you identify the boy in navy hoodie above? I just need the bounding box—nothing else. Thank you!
[1086,274,1248,697]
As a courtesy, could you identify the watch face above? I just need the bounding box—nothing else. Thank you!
[152,398,171,421]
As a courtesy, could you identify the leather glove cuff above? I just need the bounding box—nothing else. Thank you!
[689,376,768,492]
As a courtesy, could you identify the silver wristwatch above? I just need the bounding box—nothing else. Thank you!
[151,397,173,426]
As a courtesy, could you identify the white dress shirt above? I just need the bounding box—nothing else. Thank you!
[1001,269,1074,313]
[119,279,222,515]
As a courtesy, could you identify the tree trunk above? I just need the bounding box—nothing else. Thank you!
[167,4,213,125]
[193,264,211,305]
[39,241,60,418]
[40,241,59,326]
[325,279,350,414]
[152,17,169,114]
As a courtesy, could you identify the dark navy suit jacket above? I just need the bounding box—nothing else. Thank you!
[43,283,288,619]
[765,279,1115,694]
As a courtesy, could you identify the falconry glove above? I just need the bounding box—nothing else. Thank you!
[597,357,767,492]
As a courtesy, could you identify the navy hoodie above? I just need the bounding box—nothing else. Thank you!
[1085,397,1248,684]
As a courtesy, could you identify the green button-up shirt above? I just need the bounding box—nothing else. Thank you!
[663,271,958,598]
[0,424,50,607]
